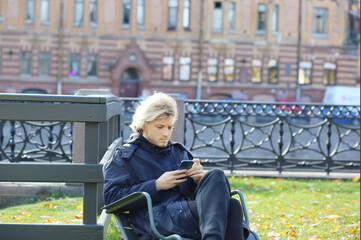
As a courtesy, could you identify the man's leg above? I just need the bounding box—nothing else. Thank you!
[193,169,231,240]
[224,199,245,240]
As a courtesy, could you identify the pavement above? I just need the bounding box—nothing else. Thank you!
[0,182,83,209]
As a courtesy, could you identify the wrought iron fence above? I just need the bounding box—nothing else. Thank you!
[0,121,72,163]
[121,98,360,174]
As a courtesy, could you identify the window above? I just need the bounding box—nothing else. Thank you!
[137,0,145,28]
[207,58,218,82]
[122,0,131,27]
[323,62,336,85]
[313,8,328,35]
[90,0,97,26]
[25,0,35,23]
[87,54,98,78]
[272,5,279,33]
[168,0,178,30]
[257,4,267,33]
[162,57,174,81]
[268,60,278,84]
[39,52,50,76]
[251,60,262,83]
[179,57,191,81]
[69,53,80,78]
[298,61,312,85]
[74,0,83,26]
[212,2,223,33]
[228,2,235,33]
[183,0,191,30]
[224,59,235,82]
[40,0,50,24]
[20,51,32,75]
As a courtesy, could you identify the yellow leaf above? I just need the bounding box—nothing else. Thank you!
[287,230,296,236]
[74,215,83,219]
[352,176,360,182]
[47,218,58,223]
[14,217,22,221]
[350,228,356,234]
[76,205,83,211]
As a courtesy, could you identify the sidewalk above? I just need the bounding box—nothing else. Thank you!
[0,182,83,209]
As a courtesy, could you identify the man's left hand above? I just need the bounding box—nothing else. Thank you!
[186,159,204,184]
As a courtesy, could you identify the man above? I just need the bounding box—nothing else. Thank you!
[104,92,245,240]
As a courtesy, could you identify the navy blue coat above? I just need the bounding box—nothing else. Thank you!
[103,134,201,240]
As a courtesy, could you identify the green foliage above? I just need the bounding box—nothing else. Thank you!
[0,177,359,239]
[229,176,360,239]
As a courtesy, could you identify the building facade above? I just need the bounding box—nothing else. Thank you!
[0,0,359,102]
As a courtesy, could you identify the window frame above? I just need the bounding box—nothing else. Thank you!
[87,54,98,79]
[183,0,191,30]
[257,4,267,34]
[224,58,235,82]
[137,0,145,29]
[162,57,174,81]
[69,53,81,78]
[251,59,262,83]
[212,2,223,33]
[122,0,132,28]
[298,61,313,85]
[272,4,279,34]
[38,52,51,77]
[40,0,50,25]
[323,62,337,85]
[313,8,328,37]
[228,2,236,33]
[168,0,178,30]
[268,59,278,84]
[90,0,98,27]
[73,0,84,26]
[25,0,35,24]
[207,58,218,82]
[179,57,191,81]
[20,51,32,76]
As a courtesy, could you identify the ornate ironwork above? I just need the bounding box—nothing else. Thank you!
[184,100,360,174]
[120,99,360,174]
[0,121,72,163]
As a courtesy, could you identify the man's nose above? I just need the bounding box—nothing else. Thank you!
[162,128,171,136]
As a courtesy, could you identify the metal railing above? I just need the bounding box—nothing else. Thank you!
[0,93,122,240]
[121,98,360,175]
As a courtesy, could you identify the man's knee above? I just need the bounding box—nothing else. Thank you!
[205,169,227,181]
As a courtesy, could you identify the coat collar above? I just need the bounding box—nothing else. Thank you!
[128,133,172,153]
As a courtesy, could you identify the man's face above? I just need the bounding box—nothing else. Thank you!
[142,115,174,147]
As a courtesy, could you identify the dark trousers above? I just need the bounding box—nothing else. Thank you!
[187,169,245,240]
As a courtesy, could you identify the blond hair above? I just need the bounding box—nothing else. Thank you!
[130,92,178,133]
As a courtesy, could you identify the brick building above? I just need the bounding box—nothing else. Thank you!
[0,0,359,102]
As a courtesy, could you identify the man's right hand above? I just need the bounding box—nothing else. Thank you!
[155,170,188,191]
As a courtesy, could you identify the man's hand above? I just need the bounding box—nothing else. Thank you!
[156,170,188,191]
[186,159,204,184]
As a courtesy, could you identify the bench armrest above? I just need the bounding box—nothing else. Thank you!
[231,189,250,225]
[103,192,183,240]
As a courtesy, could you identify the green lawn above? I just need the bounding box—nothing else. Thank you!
[0,176,359,240]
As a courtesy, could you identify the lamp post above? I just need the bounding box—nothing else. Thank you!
[295,0,302,101]
[196,0,204,99]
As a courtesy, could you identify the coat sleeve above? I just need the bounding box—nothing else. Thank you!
[103,149,161,208]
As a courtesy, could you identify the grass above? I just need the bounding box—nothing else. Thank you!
[0,177,359,240]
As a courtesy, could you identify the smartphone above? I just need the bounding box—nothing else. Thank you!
[178,160,194,170]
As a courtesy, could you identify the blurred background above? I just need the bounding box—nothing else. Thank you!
[0,0,359,103]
